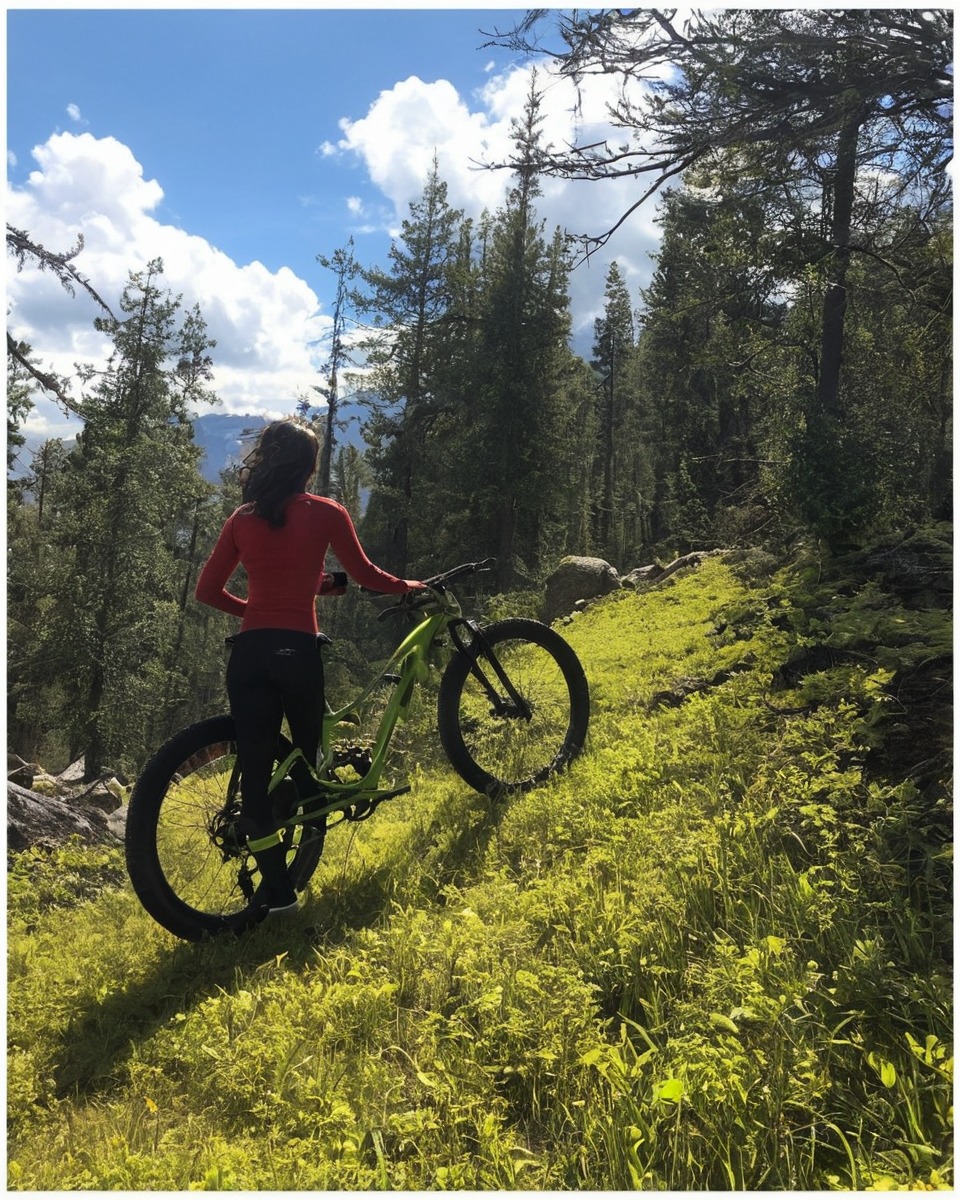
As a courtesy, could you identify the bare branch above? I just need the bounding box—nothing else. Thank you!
[6,334,83,416]
[6,225,114,317]
[479,8,953,255]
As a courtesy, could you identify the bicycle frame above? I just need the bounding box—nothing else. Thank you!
[264,592,459,837]
[126,555,588,939]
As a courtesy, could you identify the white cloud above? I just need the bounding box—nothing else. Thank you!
[336,75,508,217]
[332,61,663,348]
[8,55,667,457]
[66,103,86,124]
[7,131,331,439]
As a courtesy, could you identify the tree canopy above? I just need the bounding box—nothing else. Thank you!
[488,8,952,252]
[7,12,952,772]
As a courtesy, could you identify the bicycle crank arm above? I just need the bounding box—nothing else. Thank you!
[291,784,412,829]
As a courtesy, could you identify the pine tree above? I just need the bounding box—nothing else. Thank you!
[489,8,952,542]
[30,260,217,777]
[590,262,639,559]
[27,438,67,531]
[636,185,787,547]
[355,161,465,576]
[309,240,360,497]
[6,342,36,481]
[463,78,579,588]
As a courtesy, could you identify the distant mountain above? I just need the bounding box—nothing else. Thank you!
[15,410,368,486]
[192,411,369,481]
[192,412,270,482]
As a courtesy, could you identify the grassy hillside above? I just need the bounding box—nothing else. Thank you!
[8,529,952,1190]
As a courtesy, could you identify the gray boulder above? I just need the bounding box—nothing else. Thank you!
[542,556,620,622]
[7,781,115,852]
[57,757,86,785]
[6,754,128,854]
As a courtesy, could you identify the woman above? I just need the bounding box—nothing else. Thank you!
[195,419,424,913]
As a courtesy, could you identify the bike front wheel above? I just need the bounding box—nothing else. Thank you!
[437,618,589,795]
[125,716,324,941]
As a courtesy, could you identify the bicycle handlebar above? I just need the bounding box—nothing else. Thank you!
[374,558,496,621]
[423,557,496,590]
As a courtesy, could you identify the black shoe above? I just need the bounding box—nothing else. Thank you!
[241,819,296,905]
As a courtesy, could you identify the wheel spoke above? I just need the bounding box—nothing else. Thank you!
[459,642,567,783]
[126,717,326,940]
[154,750,252,919]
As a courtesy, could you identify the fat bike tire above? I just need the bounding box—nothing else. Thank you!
[437,618,589,797]
[125,715,324,941]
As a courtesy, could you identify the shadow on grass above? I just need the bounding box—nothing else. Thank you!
[306,792,508,937]
[51,786,508,1100]
[414,793,509,897]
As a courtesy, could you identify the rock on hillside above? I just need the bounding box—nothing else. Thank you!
[541,557,622,622]
[7,756,126,853]
[542,550,725,622]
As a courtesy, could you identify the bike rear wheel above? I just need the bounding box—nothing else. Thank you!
[125,715,324,941]
[437,618,589,796]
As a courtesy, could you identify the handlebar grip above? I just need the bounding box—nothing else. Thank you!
[423,558,496,589]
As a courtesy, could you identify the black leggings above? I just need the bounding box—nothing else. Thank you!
[225,629,325,831]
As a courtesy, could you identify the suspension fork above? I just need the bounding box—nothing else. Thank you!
[448,619,532,720]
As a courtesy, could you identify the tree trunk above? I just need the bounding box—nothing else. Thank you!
[396,460,411,578]
[600,348,615,554]
[496,500,516,590]
[817,108,862,420]
[84,659,107,781]
[319,379,336,496]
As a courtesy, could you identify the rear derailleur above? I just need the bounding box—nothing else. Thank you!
[209,800,258,899]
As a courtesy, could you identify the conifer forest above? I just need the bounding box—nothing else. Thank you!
[6,12,954,1189]
[9,10,951,781]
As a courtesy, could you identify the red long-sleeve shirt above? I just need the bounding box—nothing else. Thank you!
[195,494,412,634]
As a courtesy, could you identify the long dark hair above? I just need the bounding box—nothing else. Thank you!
[240,420,319,528]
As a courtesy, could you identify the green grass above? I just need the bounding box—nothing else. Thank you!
[8,540,953,1190]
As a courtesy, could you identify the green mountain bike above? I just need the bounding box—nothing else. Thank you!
[125,559,590,940]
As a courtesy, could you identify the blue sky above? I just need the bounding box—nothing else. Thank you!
[9,9,524,275]
[7,7,662,440]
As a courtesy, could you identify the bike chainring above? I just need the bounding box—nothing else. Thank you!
[331,743,383,821]
[209,800,246,861]
[331,743,374,778]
